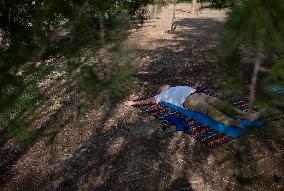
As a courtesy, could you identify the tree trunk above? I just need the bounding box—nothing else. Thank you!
[98,11,105,44]
[191,0,197,15]
[169,0,177,33]
[249,42,264,102]
[173,0,176,19]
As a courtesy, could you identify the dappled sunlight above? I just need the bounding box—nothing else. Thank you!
[146,127,157,139]
[106,137,125,156]
[1,2,283,191]
[207,154,216,165]
[102,104,136,133]
[168,143,186,179]
[91,163,109,189]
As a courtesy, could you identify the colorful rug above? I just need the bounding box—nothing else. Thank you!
[265,84,284,95]
[135,87,263,148]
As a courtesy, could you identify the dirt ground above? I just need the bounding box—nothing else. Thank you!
[1,3,283,191]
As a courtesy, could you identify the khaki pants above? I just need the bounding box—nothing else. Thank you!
[184,93,247,126]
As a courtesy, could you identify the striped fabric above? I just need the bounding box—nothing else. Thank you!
[265,84,284,95]
[135,87,261,148]
[137,102,235,147]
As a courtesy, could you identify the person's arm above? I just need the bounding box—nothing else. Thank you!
[124,97,157,106]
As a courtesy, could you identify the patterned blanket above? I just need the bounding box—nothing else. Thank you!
[265,84,284,95]
[135,87,263,148]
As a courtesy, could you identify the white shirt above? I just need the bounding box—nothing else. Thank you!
[154,86,196,108]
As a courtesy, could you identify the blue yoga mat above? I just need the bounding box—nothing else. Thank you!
[161,102,263,138]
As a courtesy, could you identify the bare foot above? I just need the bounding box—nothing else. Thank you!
[124,100,135,106]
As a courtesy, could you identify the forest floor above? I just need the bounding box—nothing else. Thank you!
[1,3,284,191]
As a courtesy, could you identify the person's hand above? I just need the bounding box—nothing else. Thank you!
[124,100,136,106]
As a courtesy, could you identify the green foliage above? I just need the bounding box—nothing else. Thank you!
[0,0,154,143]
[260,59,284,110]
[80,65,101,95]
[208,0,238,8]
[105,63,136,99]
[0,71,39,120]
[218,49,245,97]
[8,118,34,145]
[262,59,284,87]
[217,0,284,137]
[79,49,135,99]
[224,0,284,54]
[220,0,284,109]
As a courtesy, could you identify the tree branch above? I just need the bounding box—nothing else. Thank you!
[249,42,264,102]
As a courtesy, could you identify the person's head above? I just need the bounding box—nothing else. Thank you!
[159,84,171,92]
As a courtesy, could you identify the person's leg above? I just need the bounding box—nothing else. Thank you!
[184,94,241,127]
[206,105,240,127]
[184,93,207,113]
[200,93,248,119]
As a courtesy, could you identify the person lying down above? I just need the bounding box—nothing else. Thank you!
[124,85,261,128]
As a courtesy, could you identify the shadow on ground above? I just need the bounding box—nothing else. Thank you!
[134,17,224,93]
[1,15,283,191]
